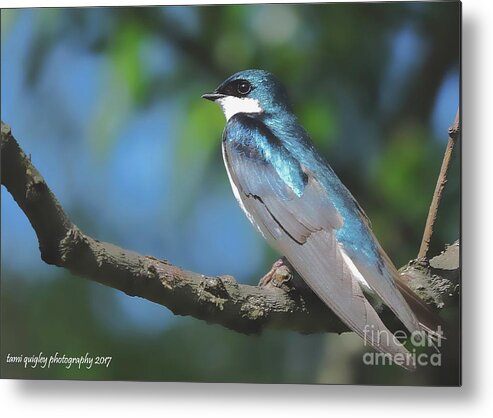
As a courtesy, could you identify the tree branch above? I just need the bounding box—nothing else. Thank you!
[418,110,460,259]
[1,121,459,335]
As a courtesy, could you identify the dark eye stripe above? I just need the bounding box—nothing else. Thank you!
[218,79,253,97]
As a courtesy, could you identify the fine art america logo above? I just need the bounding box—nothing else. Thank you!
[362,325,445,368]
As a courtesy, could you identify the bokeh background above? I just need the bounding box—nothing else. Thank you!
[1,3,460,385]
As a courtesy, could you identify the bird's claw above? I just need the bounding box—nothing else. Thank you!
[258,258,293,288]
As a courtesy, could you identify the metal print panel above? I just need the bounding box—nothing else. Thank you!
[0,2,461,385]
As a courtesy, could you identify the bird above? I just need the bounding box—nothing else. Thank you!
[202,69,441,370]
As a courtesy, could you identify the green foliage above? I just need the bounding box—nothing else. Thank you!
[297,99,339,151]
[110,23,149,103]
[376,125,435,222]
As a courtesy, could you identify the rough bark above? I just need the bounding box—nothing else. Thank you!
[1,121,459,335]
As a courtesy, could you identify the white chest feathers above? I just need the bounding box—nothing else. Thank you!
[216,96,263,121]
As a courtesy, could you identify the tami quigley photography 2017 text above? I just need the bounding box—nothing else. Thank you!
[5,352,112,370]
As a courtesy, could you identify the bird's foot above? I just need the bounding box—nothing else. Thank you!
[258,258,293,288]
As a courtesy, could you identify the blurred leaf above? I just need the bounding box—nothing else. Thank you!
[110,22,148,103]
[25,9,61,86]
[375,125,435,221]
[88,74,131,157]
[171,96,225,218]
[214,33,254,71]
[178,96,224,162]
[1,9,18,39]
[297,99,339,150]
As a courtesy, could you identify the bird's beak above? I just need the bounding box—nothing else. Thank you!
[201,93,225,102]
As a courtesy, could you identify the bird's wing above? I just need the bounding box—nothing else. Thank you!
[344,236,421,335]
[347,231,441,334]
[342,195,437,335]
[223,116,414,365]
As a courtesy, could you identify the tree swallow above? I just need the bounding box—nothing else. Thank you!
[203,69,440,367]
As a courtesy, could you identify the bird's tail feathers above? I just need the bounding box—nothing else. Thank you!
[282,231,417,370]
[395,274,446,351]
[370,238,446,347]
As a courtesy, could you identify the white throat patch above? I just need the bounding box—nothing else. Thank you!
[216,96,263,121]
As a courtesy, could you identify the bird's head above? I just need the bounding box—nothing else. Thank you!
[202,69,291,121]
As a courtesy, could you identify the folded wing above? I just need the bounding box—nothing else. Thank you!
[223,115,415,367]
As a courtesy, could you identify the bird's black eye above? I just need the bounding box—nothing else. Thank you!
[237,81,251,96]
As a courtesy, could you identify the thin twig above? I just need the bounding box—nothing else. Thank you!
[418,110,460,259]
